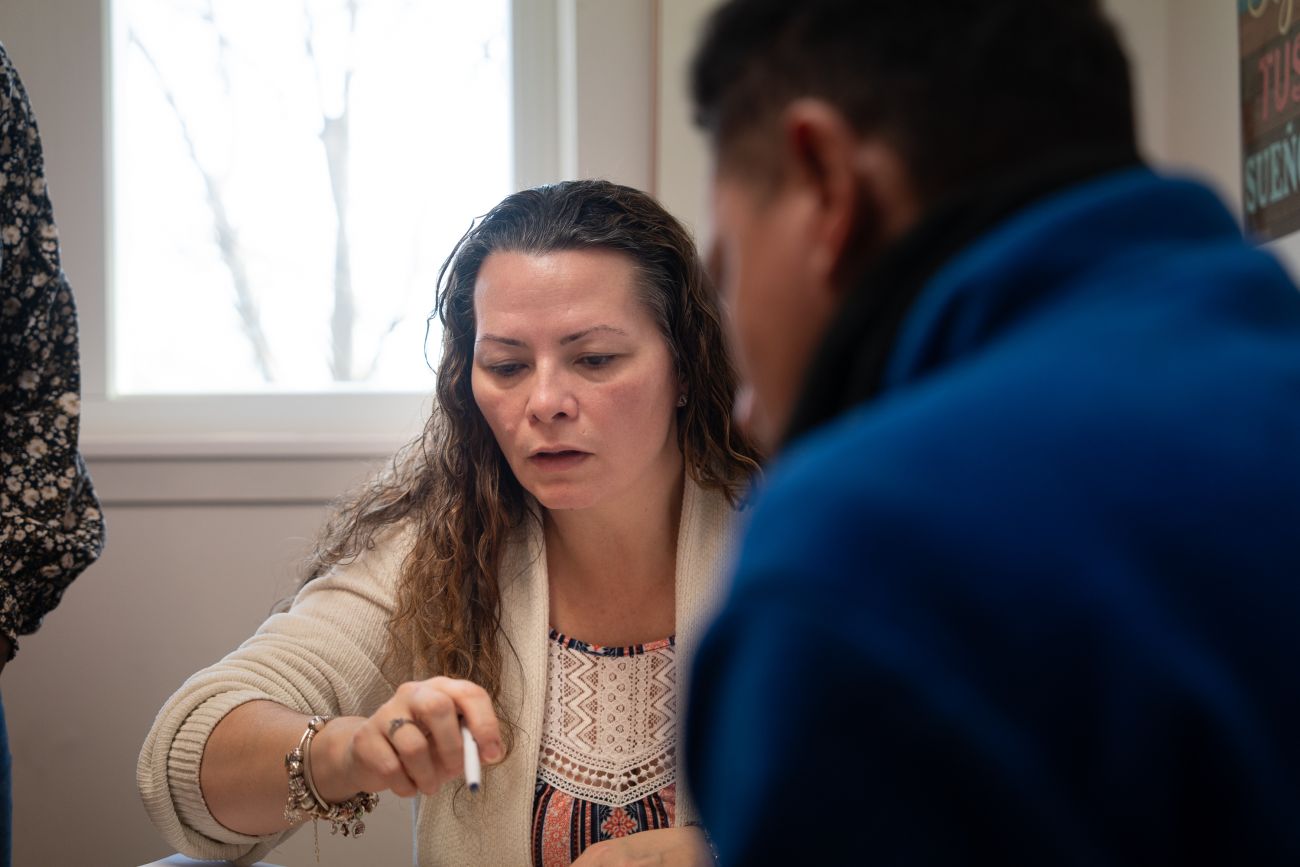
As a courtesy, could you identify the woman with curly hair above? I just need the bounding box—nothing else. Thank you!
[139,179,759,866]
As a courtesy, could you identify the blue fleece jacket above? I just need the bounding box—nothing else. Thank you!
[686,168,1300,865]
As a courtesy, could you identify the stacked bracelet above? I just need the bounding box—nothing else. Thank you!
[284,715,379,839]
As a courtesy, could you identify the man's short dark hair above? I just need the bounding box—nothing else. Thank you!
[691,0,1136,201]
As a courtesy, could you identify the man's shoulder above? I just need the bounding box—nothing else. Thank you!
[745,311,1300,579]
[736,403,950,584]
[759,357,1070,512]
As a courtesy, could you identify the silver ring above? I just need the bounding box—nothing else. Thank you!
[388,717,413,739]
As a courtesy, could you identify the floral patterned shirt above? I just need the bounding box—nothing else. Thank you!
[0,43,104,659]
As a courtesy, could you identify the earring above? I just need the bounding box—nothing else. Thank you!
[676,394,687,407]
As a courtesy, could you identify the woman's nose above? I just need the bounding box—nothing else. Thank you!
[526,364,578,423]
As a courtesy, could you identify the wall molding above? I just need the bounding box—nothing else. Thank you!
[87,452,387,507]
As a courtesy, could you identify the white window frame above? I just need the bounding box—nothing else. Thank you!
[1,0,658,458]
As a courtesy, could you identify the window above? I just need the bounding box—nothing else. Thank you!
[2,0,651,447]
[110,0,514,395]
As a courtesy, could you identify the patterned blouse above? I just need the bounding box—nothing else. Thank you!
[532,628,679,866]
[0,43,104,659]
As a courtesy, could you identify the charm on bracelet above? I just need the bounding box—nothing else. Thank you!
[284,714,380,848]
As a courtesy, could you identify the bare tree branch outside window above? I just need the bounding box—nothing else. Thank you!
[112,0,512,394]
[128,27,277,382]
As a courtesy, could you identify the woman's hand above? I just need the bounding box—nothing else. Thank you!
[570,827,715,867]
[313,676,505,801]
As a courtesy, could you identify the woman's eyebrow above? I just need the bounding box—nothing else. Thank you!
[476,334,525,348]
[559,324,629,345]
[476,324,629,349]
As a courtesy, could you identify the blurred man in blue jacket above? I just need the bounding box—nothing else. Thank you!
[685,1,1300,864]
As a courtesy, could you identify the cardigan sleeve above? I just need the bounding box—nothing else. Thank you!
[0,42,105,659]
[137,529,413,864]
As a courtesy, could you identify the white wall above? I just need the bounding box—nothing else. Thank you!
[655,0,719,240]
[1103,0,1241,203]
[4,464,419,867]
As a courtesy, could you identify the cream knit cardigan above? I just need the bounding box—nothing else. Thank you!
[138,480,735,866]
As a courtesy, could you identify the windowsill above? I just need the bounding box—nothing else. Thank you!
[77,391,431,461]
[81,433,405,506]
[80,431,409,461]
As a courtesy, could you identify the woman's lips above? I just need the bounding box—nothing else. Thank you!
[528,450,591,471]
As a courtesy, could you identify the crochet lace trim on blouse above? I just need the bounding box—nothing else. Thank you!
[536,628,678,808]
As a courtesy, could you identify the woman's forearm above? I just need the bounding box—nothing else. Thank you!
[198,678,503,836]
[199,700,365,836]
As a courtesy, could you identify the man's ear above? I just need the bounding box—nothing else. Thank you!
[779,99,919,295]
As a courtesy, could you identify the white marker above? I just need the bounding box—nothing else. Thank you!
[461,723,482,794]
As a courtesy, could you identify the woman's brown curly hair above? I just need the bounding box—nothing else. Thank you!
[301,179,761,747]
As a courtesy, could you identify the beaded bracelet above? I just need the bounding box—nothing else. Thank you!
[284,715,379,850]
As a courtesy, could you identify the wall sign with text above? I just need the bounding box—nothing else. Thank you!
[1241,0,1300,240]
